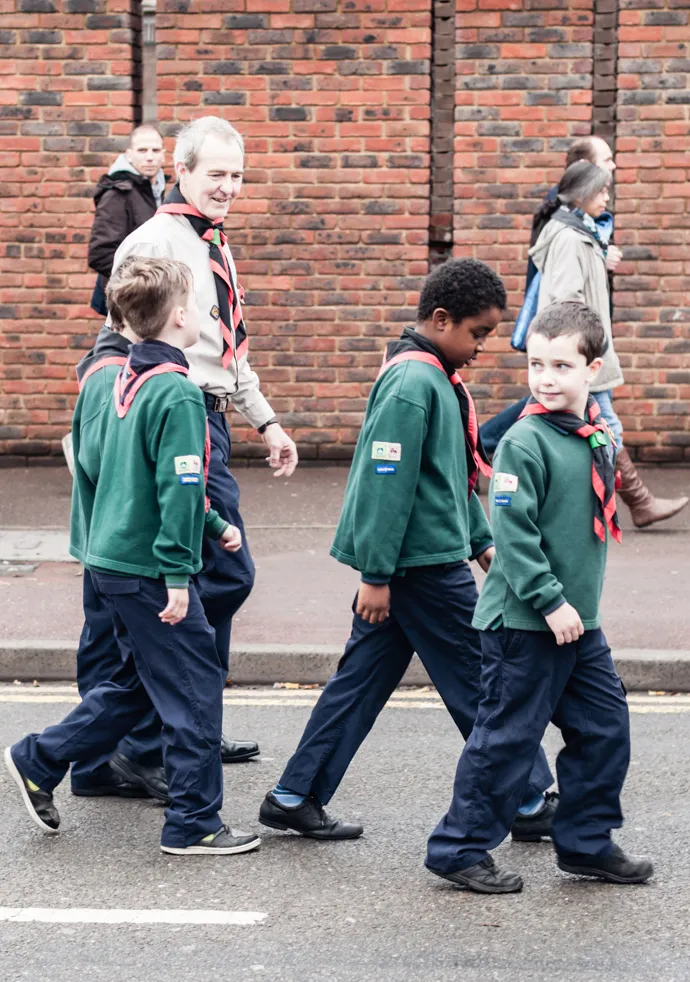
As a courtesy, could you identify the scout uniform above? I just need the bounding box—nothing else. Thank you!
[110,186,275,668]
[69,326,163,796]
[426,397,630,874]
[10,340,234,850]
[271,330,553,811]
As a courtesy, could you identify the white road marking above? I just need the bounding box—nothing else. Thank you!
[0,907,267,926]
[0,689,689,712]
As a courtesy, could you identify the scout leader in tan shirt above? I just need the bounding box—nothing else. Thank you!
[110,116,299,764]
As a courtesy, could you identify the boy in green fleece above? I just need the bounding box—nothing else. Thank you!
[426,301,653,893]
[5,257,260,858]
[258,259,554,843]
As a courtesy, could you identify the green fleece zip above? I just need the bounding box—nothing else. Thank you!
[472,414,609,632]
[70,369,227,587]
[330,358,493,582]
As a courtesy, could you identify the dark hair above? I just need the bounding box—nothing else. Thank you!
[417,258,506,323]
[527,301,607,364]
[531,160,612,246]
[565,136,600,169]
[106,256,193,340]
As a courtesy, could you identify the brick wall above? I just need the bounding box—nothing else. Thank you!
[0,0,689,461]
[614,0,690,462]
[0,0,140,460]
[157,0,431,460]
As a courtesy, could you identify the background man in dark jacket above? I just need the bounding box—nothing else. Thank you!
[87,125,166,315]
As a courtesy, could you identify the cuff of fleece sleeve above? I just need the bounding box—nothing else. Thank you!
[361,573,391,586]
[164,575,189,588]
[470,539,494,561]
[205,512,229,539]
[541,596,566,616]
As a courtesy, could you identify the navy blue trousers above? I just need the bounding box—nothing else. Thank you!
[426,627,630,873]
[73,398,255,785]
[71,570,163,789]
[13,574,226,848]
[280,562,554,807]
[479,395,529,456]
[195,397,255,671]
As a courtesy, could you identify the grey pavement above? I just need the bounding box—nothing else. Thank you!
[0,685,688,981]
[1,465,690,687]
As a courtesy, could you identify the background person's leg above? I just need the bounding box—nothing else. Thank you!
[479,395,529,456]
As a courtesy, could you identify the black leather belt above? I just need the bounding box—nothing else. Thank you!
[204,393,230,413]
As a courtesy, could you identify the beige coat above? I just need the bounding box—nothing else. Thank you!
[111,213,274,428]
[529,217,623,393]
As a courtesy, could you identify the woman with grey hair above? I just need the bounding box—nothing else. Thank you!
[530,160,687,527]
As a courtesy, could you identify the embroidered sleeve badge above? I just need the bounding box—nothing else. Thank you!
[371,441,402,462]
[175,455,201,475]
[493,472,519,493]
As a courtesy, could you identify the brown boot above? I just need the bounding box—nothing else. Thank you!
[616,447,689,528]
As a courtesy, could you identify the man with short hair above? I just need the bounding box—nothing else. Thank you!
[110,116,299,762]
[88,125,167,315]
[479,135,621,456]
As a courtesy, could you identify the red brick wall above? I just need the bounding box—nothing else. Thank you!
[1,0,689,462]
[615,0,690,462]
[0,0,140,459]
[452,0,596,416]
[157,0,431,460]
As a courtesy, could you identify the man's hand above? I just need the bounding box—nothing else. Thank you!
[219,524,242,553]
[262,423,298,478]
[545,602,584,646]
[159,587,189,625]
[606,245,623,273]
[476,546,495,574]
[356,583,391,624]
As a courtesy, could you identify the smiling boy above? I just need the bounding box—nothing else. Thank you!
[425,301,653,893]
[258,259,554,844]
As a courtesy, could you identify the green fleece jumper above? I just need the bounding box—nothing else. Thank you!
[70,363,227,587]
[330,358,493,583]
[473,414,609,632]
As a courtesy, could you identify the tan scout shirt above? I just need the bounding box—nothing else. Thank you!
[111,212,274,429]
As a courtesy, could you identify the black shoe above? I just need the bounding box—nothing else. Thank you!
[161,825,261,856]
[4,746,60,834]
[71,767,151,799]
[109,752,170,804]
[511,791,560,842]
[259,791,363,840]
[427,857,523,895]
[557,844,654,884]
[221,736,260,764]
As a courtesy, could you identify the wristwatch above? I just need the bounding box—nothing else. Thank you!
[257,417,279,435]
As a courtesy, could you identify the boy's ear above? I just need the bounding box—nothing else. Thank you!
[431,307,450,331]
[173,304,186,329]
[588,356,604,382]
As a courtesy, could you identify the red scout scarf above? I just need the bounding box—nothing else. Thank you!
[78,356,126,391]
[378,328,492,498]
[113,340,212,510]
[519,396,622,544]
[156,185,247,368]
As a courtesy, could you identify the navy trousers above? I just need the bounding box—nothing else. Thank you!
[426,626,630,873]
[195,396,256,671]
[71,569,163,789]
[280,562,554,807]
[479,395,529,456]
[12,574,226,848]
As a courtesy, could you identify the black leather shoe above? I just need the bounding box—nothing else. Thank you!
[259,791,363,840]
[221,736,260,764]
[109,752,170,804]
[511,791,559,842]
[427,856,523,894]
[72,767,151,799]
[557,844,654,884]
[5,746,60,833]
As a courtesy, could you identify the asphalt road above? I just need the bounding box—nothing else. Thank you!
[0,686,688,982]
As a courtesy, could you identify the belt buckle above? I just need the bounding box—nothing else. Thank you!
[213,396,229,413]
